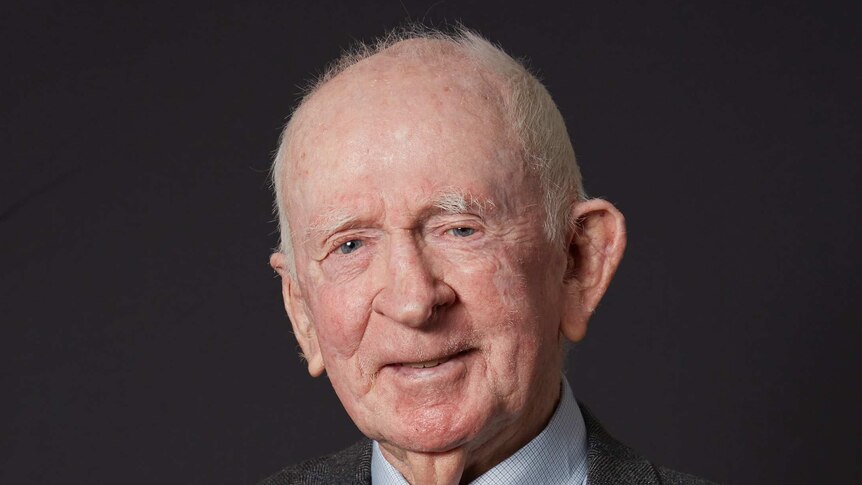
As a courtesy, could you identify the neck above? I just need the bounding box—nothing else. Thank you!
[379,375,562,485]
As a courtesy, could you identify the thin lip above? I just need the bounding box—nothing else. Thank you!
[382,348,474,368]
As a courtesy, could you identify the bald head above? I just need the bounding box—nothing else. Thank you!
[272,28,583,271]
[285,38,516,195]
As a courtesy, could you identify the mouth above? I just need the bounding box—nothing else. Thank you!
[392,349,472,370]
[399,358,450,369]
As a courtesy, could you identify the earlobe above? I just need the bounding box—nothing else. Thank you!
[269,253,326,377]
[559,199,627,343]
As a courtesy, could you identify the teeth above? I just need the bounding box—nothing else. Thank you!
[403,358,446,368]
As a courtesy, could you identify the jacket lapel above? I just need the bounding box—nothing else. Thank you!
[580,403,662,485]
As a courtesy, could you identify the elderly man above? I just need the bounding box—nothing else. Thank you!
[264,27,713,485]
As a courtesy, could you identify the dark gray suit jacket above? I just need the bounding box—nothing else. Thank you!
[258,403,717,485]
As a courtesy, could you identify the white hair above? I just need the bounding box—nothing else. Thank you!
[271,25,585,273]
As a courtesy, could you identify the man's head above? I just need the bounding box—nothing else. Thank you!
[269,27,626,483]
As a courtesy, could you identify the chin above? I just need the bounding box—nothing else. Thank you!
[386,428,471,454]
[377,405,499,453]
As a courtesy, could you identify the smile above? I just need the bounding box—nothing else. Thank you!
[400,358,450,369]
[391,349,473,371]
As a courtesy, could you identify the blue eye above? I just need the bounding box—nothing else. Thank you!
[449,227,475,237]
[339,240,363,254]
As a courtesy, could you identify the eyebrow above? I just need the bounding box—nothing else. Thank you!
[431,187,496,217]
[304,207,361,246]
[302,187,497,244]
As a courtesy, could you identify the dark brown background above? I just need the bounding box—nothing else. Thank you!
[3,1,860,483]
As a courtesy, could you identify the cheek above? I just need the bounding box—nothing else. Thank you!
[305,282,373,363]
[465,243,550,316]
[493,264,530,313]
[453,251,538,340]
[455,244,562,358]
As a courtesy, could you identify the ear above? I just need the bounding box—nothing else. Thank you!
[269,252,325,377]
[560,199,627,343]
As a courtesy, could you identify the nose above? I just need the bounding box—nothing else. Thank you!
[371,235,455,328]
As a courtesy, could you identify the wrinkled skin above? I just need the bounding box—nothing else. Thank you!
[270,42,626,485]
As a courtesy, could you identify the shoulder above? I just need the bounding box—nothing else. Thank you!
[255,439,372,485]
[579,402,719,485]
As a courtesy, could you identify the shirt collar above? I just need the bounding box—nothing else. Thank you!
[371,376,589,485]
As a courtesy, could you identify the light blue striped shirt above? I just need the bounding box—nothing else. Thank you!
[371,377,588,484]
